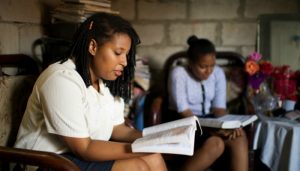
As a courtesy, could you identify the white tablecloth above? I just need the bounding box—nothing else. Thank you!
[253,115,300,171]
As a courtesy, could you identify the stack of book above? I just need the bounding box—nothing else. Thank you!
[134,57,151,91]
[51,0,118,23]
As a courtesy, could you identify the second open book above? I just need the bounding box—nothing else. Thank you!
[197,114,258,129]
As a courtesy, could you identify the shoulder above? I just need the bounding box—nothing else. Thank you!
[213,65,225,74]
[37,60,85,90]
[171,66,188,77]
[212,65,225,78]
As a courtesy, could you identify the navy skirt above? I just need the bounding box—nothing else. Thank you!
[60,152,115,171]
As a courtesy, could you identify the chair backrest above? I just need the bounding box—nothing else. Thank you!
[0,54,39,147]
[144,51,250,127]
[0,54,81,171]
[32,37,71,70]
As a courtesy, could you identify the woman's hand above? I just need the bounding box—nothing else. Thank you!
[227,128,243,140]
[212,128,232,138]
[208,127,243,140]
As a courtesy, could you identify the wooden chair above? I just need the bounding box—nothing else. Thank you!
[0,54,79,171]
[32,37,71,70]
[143,51,256,171]
[144,51,253,126]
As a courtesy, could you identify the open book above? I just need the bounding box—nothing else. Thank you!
[131,116,201,156]
[285,110,300,122]
[198,114,258,129]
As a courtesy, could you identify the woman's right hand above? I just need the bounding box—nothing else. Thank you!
[208,128,242,140]
[213,128,233,138]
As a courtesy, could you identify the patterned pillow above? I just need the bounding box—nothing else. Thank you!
[0,75,36,147]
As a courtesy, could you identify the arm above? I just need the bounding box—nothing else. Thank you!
[212,107,227,117]
[211,67,242,139]
[60,123,148,161]
[169,67,191,118]
[40,72,146,161]
[111,123,142,142]
[211,66,227,117]
[180,109,194,118]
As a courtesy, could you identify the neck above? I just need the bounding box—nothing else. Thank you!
[89,67,100,92]
[92,81,100,92]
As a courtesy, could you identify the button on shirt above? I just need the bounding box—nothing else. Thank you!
[168,65,226,116]
[14,59,124,154]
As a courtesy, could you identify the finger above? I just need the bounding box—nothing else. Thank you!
[232,130,237,139]
[238,128,243,136]
[225,130,233,137]
[236,128,241,137]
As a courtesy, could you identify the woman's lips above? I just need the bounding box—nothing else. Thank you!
[114,70,123,77]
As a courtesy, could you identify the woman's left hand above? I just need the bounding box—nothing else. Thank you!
[227,128,243,140]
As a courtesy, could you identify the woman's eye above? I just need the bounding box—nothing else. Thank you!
[115,52,121,55]
[199,65,207,69]
[199,64,215,69]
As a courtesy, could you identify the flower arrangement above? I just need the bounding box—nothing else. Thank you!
[245,52,273,90]
[245,52,298,111]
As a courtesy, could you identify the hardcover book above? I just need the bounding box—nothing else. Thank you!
[131,116,201,156]
[198,114,258,129]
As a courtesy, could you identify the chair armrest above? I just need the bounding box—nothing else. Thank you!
[144,95,163,127]
[0,146,80,171]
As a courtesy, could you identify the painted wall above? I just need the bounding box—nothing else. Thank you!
[0,0,299,82]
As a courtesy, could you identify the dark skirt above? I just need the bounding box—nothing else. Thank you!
[42,152,115,171]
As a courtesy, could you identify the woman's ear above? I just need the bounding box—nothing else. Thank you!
[88,39,97,56]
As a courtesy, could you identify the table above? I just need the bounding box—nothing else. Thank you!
[253,114,300,171]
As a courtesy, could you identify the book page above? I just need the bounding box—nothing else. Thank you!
[132,142,194,156]
[219,114,258,127]
[198,118,241,128]
[198,114,257,129]
[132,125,196,156]
[134,125,194,147]
[142,116,199,136]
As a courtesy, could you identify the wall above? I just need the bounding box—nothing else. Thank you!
[0,0,299,81]
[112,0,300,75]
[0,0,43,55]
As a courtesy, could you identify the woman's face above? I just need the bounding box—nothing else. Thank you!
[190,53,216,81]
[89,33,131,81]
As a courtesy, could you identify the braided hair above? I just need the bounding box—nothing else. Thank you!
[186,35,216,63]
[61,12,140,102]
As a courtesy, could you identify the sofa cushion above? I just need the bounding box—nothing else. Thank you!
[0,75,36,147]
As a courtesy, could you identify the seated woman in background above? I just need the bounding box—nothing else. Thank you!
[168,35,248,171]
[14,12,167,171]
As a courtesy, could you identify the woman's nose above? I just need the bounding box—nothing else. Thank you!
[120,55,127,67]
[206,67,213,74]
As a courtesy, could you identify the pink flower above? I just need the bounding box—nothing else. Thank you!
[249,52,262,62]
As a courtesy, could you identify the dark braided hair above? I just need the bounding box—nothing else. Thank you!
[187,35,216,63]
[61,12,140,102]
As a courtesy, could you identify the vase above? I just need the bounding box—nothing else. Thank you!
[248,81,278,115]
[282,100,296,111]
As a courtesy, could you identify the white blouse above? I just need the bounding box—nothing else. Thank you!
[168,65,226,116]
[15,59,124,154]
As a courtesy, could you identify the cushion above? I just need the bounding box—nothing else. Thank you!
[0,75,36,146]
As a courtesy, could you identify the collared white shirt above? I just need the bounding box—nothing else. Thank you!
[15,59,124,154]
